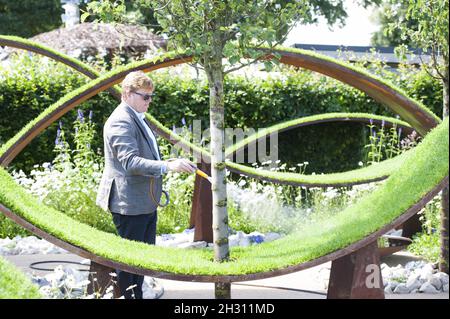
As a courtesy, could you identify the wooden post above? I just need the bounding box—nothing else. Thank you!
[87,261,121,298]
[401,213,422,239]
[327,241,385,299]
[190,162,213,243]
[215,282,231,299]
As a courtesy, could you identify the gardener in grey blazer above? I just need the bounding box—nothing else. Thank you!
[96,71,195,299]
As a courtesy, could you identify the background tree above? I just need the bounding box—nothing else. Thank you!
[0,0,161,38]
[0,0,63,38]
[388,0,449,273]
[370,0,418,47]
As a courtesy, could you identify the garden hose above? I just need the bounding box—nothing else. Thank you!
[149,178,170,207]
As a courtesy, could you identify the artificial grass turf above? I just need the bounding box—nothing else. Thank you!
[0,256,41,299]
[1,34,447,275]
[0,118,447,276]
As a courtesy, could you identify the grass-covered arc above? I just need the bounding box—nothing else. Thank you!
[0,35,447,282]
[0,35,440,187]
[0,118,447,281]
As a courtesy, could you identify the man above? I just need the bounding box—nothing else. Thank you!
[96,71,195,299]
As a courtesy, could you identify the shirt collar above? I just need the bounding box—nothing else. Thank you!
[122,101,145,121]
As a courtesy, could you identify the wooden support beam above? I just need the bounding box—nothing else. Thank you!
[327,240,385,299]
[190,162,213,243]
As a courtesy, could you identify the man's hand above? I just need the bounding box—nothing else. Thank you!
[166,159,196,173]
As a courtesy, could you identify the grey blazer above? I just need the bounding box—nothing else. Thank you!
[96,102,165,215]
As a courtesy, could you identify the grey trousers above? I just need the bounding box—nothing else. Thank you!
[111,211,157,299]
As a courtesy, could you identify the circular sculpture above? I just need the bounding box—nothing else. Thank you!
[0,35,448,285]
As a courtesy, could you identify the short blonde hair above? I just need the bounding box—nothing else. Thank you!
[121,71,153,95]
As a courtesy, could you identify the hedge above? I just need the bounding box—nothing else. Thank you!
[0,54,443,173]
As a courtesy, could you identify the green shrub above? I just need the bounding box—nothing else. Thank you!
[408,194,442,263]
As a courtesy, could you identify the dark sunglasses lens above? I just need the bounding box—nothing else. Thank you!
[143,95,150,101]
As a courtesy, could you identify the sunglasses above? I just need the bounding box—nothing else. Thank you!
[133,91,155,101]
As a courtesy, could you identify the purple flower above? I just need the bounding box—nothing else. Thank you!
[172,124,176,133]
[249,235,264,244]
[181,117,186,126]
[55,128,61,145]
[381,119,385,128]
[398,127,402,139]
[77,109,84,123]
[369,118,373,126]
[89,110,93,121]
[59,121,63,129]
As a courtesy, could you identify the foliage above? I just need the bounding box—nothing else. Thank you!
[370,0,418,47]
[0,53,117,173]
[1,113,196,237]
[392,0,449,64]
[11,110,115,234]
[364,119,404,165]
[0,0,62,38]
[408,194,442,263]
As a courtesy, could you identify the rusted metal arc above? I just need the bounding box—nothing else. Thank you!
[0,36,122,100]
[0,37,446,281]
[275,51,439,136]
[1,175,447,282]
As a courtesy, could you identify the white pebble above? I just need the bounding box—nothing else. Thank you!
[393,283,411,294]
[419,282,440,294]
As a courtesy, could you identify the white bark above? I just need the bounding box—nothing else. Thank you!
[206,59,229,262]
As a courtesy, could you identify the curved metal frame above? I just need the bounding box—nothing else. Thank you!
[0,35,446,284]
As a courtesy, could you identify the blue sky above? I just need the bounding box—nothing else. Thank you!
[283,1,379,46]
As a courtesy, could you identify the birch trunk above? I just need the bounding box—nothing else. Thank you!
[206,58,230,262]
[440,66,449,273]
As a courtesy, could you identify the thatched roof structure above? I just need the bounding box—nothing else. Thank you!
[1,22,167,60]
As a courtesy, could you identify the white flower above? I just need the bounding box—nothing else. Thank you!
[238,180,246,187]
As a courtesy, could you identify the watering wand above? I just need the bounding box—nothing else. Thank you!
[189,163,212,183]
